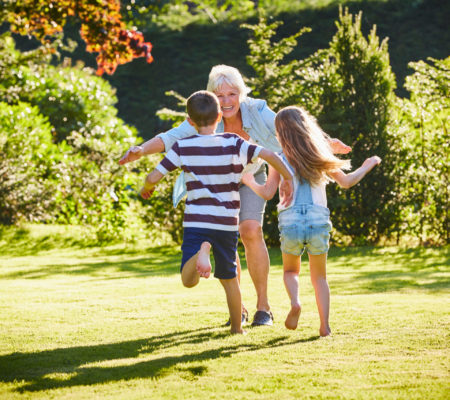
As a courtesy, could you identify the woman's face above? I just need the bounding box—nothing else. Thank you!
[214,83,241,119]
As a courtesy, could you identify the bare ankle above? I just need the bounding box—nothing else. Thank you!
[320,326,331,337]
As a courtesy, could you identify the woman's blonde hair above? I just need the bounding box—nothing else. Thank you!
[275,106,351,186]
[207,65,251,102]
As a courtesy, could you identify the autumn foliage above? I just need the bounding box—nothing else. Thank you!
[3,0,153,75]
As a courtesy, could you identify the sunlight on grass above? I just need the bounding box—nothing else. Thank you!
[0,226,448,399]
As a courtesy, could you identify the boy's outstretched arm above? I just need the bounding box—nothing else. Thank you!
[140,169,164,199]
[329,156,381,189]
[241,166,280,200]
[257,149,293,206]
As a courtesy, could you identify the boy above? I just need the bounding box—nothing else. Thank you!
[140,91,293,334]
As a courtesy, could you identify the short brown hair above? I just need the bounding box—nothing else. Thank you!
[186,90,220,127]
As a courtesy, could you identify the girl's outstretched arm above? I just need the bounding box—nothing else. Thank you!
[241,166,280,200]
[329,156,381,189]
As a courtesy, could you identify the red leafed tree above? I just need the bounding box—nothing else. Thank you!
[3,0,153,75]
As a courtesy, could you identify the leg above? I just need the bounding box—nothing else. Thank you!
[239,220,270,312]
[236,251,241,284]
[235,252,248,315]
[308,253,331,337]
[282,252,302,330]
[181,241,211,288]
[220,277,243,334]
[223,252,248,326]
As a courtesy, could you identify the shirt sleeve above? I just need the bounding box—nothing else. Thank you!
[236,138,263,167]
[155,119,198,152]
[256,99,277,135]
[155,142,182,175]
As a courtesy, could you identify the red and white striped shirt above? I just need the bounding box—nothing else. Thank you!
[156,133,262,231]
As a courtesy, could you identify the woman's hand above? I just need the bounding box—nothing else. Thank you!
[329,138,352,154]
[119,146,143,165]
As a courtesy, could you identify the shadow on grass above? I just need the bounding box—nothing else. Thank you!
[0,327,319,392]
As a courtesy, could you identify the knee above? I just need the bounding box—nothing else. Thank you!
[239,222,264,245]
[310,275,327,288]
[181,277,198,288]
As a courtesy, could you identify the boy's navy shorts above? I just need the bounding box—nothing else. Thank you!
[181,227,239,280]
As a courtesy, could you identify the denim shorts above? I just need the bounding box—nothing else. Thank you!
[181,227,239,279]
[278,205,332,256]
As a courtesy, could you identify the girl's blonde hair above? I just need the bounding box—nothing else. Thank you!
[275,106,350,186]
[207,65,251,102]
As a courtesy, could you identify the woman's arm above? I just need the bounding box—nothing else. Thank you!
[329,156,381,189]
[241,166,280,200]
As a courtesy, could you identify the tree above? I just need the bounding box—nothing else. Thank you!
[1,0,153,75]
[317,8,399,244]
[397,57,449,244]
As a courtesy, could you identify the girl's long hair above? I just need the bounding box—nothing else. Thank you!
[275,106,350,186]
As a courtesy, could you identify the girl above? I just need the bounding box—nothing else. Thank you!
[242,106,380,337]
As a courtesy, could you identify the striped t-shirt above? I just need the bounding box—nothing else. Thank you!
[156,133,263,231]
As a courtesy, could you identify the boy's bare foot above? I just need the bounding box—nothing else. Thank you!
[230,328,246,335]
[319,326,332,337]
[196,242,212,278]
[284,303,301,330]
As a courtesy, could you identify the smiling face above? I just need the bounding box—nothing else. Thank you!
[214,83,241,119]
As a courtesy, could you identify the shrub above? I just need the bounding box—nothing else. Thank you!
[317,8,400,244]
[0,102,61,224]
[396,57,449,244]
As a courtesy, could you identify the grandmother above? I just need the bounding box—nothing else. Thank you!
[119,65,350,326]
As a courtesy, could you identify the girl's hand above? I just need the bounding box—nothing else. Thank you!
[362,156,381,170]
[329,138,352,154]
[241,172,256,186]
[279,179,294,207]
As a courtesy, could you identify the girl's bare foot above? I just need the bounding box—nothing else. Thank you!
[230,328,246,335]
[319,326,332,337]
[196,242,212,278]
[284,303,301,330]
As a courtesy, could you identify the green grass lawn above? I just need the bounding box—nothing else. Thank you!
[0,225,449,399]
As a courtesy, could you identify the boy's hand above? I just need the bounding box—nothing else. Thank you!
[119,146,143,165]
[330,138,352,154]
[140,184,155,199]
[362,156,381,171]
[279,178,294,207]
[241,172,256,186]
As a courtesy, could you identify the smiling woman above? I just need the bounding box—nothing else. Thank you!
[118,64,351,327]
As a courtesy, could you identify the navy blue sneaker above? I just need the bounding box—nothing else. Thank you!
[251,310,274,326]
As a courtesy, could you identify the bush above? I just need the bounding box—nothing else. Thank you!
[0,33,152,242]
[0,102,61,224]
[395,57,449,244]
[317,8,400,244]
